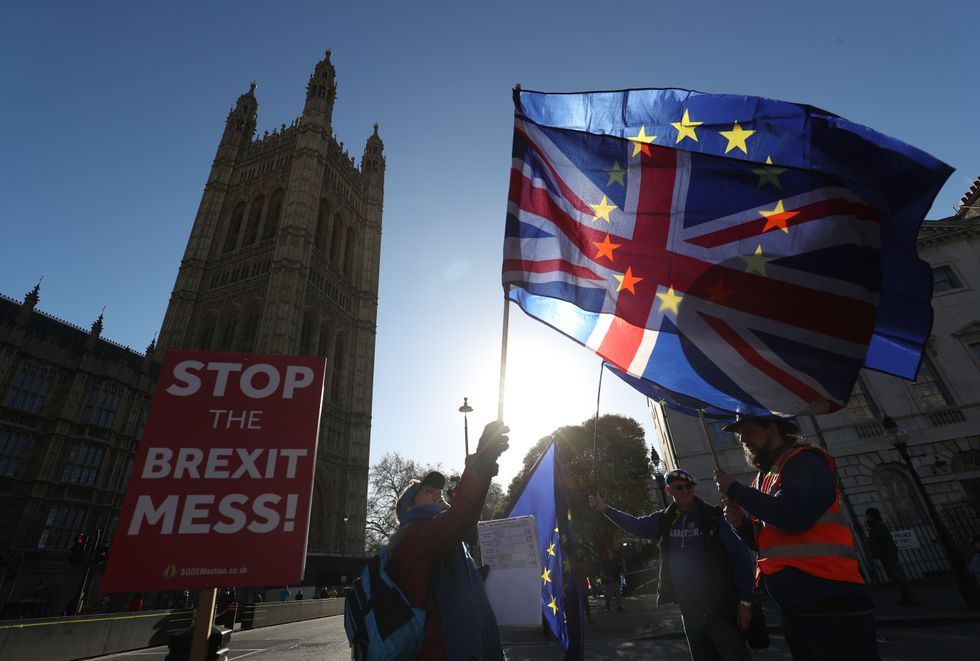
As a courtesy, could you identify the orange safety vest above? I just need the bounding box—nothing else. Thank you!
[752,445,864,585]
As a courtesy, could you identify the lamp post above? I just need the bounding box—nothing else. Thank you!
[340,514,350,585]
[458,397,473,458]
[881,415,980,609]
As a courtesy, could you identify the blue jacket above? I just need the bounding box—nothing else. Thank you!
[604,498,754,612]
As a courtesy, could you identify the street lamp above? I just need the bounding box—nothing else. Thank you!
[881,415,980,609]
[340,514,350,586]
[458,397,473,458]
[340,514,349,554]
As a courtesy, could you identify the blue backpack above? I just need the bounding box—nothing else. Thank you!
[344,546,426,660]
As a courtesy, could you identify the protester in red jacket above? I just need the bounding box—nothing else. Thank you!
[387,420,509,660]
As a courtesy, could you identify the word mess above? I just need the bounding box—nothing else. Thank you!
[128,492,300,535]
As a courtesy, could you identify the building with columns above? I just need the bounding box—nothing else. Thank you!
[156,50,384,583]
[651,177,980,580]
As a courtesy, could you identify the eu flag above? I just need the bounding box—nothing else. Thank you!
[503,88,952,416]
[507,441,584,660]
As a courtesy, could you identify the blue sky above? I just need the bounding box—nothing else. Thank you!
[1,1,976,485]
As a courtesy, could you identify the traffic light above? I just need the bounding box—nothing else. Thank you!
[69,533,87,565]
[94,544,110,567]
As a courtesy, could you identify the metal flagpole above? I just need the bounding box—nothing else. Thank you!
[697,408,722,471]
[592,361,604,496]
[497,292,511,422]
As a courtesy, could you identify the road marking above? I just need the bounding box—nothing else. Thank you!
[230,649,265,660]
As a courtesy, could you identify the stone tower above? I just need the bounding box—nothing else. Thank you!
[157,51,384,569]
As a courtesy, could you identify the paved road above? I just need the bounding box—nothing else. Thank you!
[95,614,980,660]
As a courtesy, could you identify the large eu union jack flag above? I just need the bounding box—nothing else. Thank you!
[503,88,952,416]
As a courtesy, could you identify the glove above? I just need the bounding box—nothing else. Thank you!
[469,421,510,475]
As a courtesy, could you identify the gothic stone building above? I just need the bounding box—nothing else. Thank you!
[0,288,155,616]
[156,50,384,582]
[651,177,980,582]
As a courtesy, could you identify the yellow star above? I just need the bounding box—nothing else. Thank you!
[548,596,559,615]
[563,558,572,572]
[719,121,756,154]
[752,156,786,188]
[547,542,556,556]
[743,245,775,276]
[567,511,572,521]
[671,109,702,144]
[589,195,617,223]
[656,286,683,314]
[605,161,627,186]
[759,200,799,234]
[593,234,621,261]
[542,568,552,585]
[628,126,656,157]
[614,266,643,294]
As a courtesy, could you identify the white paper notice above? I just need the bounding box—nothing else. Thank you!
[478,516,542,626]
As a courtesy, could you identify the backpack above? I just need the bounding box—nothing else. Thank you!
[344,546,426,660]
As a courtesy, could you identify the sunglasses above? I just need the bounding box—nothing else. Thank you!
[669,482,695,492]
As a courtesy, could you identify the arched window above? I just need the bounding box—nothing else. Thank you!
[299,310,316,355]
[330,213,344,262]
[222,203,246,253]
[314,199,330,253]
[217,308,239,349]
[196,313,218,350]
[343,227,358,278]
[317,321,332,358]
[262,189,285,241]
[872,464,927,524]
[331,331,348,403]
[242,195,265,246]
[239,305,261,351]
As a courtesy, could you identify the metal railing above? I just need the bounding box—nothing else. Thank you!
[857,500,980,583]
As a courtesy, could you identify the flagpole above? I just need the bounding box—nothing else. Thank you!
[592,361,604,496]
[697,408,722,471]
[497,291,511,422]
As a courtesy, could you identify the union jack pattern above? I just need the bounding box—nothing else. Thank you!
[503,89,951,416]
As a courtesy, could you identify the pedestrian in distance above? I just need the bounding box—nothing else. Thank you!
[295,590,304,601]
[591,468,754,661]
[279,586,290,602]
[715,414,879,661]
[599,546,624,612]
[127,592,143,612]
[865,507,920,607]
[969,533,980,582]
[386,420,510,660]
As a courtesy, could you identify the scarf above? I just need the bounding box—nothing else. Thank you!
[396,506,504,661]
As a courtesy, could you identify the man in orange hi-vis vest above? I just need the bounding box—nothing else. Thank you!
[713,414,879,661]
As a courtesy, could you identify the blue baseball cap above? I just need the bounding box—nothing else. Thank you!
[664,468,697,486]
[396,471,446,520]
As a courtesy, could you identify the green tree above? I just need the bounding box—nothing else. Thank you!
[501,414,653,564]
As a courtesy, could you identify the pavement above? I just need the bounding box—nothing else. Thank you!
[500,577,980,645]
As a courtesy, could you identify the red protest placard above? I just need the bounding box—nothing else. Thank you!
[101,350,326,592]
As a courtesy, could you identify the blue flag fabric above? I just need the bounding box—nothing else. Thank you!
[507,441,584,661]
[503,87,953,416]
